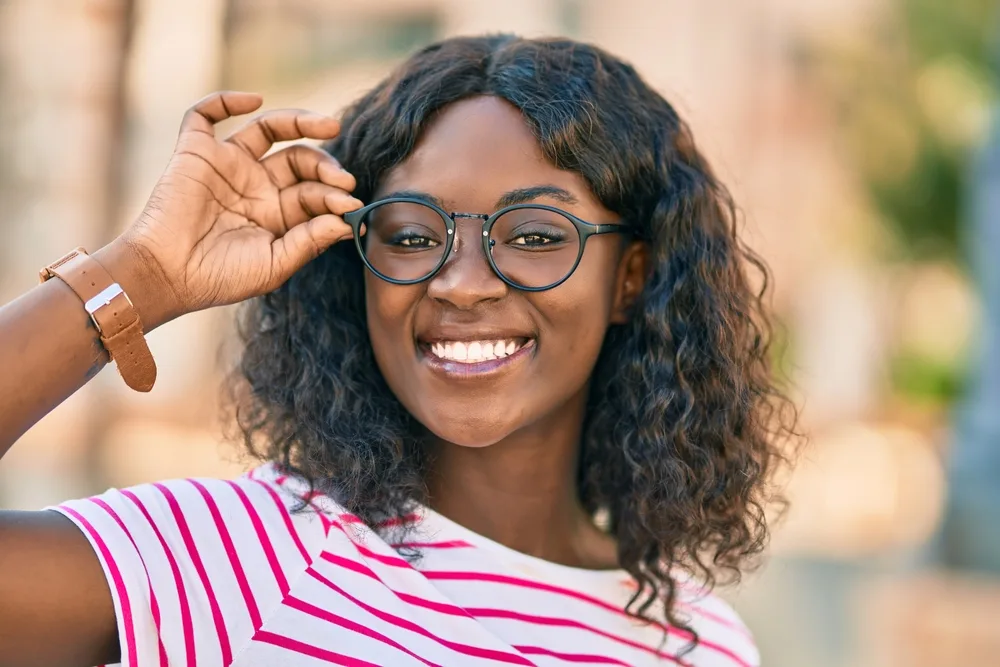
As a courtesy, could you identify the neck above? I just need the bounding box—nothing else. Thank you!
[423,388,617,570]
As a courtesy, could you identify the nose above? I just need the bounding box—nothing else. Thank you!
[425,220,507,309]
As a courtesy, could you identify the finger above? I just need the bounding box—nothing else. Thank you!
[179,91,264,136]
[270,214,355,285]
[261,144,357,192]
[277,182,362,230]
[225,109,341,160]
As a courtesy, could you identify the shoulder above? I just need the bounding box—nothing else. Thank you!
[57,463,329,561]
[48,463,331,666]
[672,577,760,667]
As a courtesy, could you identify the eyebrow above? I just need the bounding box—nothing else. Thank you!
[380,185,579,212]
[495,186,579,208]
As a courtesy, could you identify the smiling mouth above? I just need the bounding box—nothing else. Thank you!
[421,337,533,364]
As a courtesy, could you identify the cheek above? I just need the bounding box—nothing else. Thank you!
[534,250,620,367]
[364,277,420,370]
[538,298,609,367]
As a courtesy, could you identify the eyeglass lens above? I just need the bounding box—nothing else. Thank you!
[360,201,582,289]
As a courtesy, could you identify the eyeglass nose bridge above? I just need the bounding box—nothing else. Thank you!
[447,212,491,254]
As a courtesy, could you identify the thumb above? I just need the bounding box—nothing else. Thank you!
[269,214,354,286]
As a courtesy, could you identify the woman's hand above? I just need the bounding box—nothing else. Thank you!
[114,91,361,328]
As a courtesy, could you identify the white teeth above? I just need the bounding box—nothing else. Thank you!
[427,338,527,363]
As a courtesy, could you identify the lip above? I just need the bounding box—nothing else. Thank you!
[419,339,536,379]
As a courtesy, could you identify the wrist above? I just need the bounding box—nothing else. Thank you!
[93,237,180,332]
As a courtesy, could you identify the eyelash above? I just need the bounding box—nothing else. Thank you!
[390,231,440,248]
[508,229,567,246]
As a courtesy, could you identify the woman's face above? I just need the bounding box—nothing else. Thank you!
[365,95,642,447]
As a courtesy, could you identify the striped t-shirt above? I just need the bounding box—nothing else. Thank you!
[53,463,759,667]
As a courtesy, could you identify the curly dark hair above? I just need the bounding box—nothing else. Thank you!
[231,34,796,644]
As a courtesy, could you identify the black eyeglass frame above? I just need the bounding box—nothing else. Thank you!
[343,196,632,292]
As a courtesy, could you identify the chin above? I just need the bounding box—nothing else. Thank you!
[418,407,517,448]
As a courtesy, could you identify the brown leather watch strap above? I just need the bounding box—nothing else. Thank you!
[40,247,157,392]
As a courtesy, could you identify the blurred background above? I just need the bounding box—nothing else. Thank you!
[1,0,998,664]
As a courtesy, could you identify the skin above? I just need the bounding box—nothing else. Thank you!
[370,96,647,566]
[0,92,647,666]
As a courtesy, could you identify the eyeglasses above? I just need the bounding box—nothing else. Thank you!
[343,197,631,292]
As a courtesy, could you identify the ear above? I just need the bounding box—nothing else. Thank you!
[610,240,650,324]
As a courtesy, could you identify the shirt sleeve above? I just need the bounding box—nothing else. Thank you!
[49,474,327,667]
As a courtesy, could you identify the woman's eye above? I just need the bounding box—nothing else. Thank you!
[509,231,565,247]
[397,237,438,248]
[511,234,551,246]
[386,229,440,248]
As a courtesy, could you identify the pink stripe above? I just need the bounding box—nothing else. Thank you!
[514,645,633,666]
[425,570,656,628]
[187,480,263,629]
[315,552,686,666]
[350,543,411,568]
[248,477,312,564]
[320,551,473,618]
[279,469,747,642]
[336,508,420,528]
[307,567,536,665]
[309,513,415,569]
[89,498,168,667]
[225,480,290,595]
[60,506,138,667]
[390,540,474,550]
[267,470,744,630]
[268,468,731,664]
[289,482,746,665]
[315,518,413,567]
[682,605,752,640]
[424,570,749,667]
[269,472,417,530]
[320,551,386,580]
[121,489,196,667]
[254,630,382,667]
[153,482,233,664]
[285,595,443,667]
[620,576,747,637]
[269,476,416,558]
[467,607,683,665]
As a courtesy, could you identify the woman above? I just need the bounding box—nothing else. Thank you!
[0,35,790,667]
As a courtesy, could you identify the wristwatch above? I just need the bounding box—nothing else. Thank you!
[40,247,157,392]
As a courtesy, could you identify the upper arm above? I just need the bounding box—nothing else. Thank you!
[0,509,120,667]
[0,471,326,667]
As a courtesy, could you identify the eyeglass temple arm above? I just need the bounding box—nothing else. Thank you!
[592,223,634,235]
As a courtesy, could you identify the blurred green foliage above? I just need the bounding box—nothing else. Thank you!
[812,0,997,265]
[804,0,995,407]
[889,348,969,406]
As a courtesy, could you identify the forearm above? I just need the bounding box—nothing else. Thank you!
[0,239,171,455]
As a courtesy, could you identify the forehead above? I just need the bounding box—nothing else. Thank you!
[377,95,602,212]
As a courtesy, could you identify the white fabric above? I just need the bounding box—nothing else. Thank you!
[53,463,759,667]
